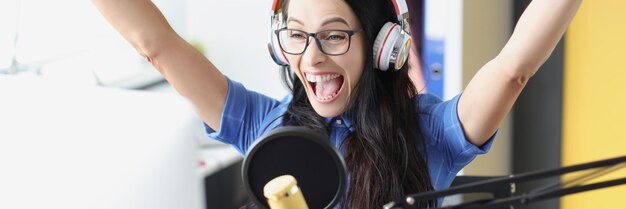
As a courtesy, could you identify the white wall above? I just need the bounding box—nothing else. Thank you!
[184,0,289,99]
[0,0,184,87]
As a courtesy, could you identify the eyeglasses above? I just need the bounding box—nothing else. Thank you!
[275,28,363,56]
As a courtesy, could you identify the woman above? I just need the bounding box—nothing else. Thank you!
[91,0,582,208]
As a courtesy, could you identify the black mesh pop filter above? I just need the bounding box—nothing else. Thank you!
[242,127,347,209]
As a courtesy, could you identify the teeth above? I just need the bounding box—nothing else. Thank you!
[306,73,340,83]
[317,92,338,101]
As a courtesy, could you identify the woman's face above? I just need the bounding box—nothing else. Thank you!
[285,0,366,117]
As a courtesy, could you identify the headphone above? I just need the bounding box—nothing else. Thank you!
[268,0,412,71]
[268,0,290,67]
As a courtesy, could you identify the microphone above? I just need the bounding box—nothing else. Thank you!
[264,175,308,209]
[242,127,347,209]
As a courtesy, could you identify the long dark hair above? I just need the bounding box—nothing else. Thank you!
[278,0,436,208]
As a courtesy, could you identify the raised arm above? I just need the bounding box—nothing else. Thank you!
[458,0,583,146]
[91,0,227,130]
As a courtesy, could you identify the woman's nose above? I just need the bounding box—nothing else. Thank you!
[301,38,327,66]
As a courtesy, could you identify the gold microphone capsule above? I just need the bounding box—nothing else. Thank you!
[264,175,309,209]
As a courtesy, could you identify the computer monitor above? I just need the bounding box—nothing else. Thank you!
[0,76,204,209]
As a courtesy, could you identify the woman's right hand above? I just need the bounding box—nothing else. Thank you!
[91,0,227,131]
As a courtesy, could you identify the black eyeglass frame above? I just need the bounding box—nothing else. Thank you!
[274,28,363,56]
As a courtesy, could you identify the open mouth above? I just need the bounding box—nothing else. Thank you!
[305,73,345,103]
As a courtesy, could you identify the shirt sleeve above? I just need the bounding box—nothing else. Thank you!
[418,93,496,176]
[203,77,281,154]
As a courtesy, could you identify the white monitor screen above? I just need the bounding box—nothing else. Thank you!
[0,76,204,209]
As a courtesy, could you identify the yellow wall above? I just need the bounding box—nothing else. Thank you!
[563,1,626,208]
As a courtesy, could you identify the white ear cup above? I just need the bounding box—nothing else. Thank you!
[268,19,289,66]
[373,22,400,71]
[373,22,411,71]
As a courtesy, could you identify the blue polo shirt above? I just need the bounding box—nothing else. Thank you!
[204,78,495,203]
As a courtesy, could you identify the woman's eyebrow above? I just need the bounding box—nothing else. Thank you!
[287,17,304,26]
[321,17,350,27]
[287,16,350,27]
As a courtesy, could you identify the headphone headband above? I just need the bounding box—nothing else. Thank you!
[390,0,409,22]
[272,0,408,19]
[271,0,284,15]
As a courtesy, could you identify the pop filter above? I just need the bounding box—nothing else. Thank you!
[242,127,347,209]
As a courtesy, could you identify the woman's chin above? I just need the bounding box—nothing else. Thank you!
[309,96,346,118]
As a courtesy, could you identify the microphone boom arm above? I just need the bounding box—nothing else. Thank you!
[384,155,626,209]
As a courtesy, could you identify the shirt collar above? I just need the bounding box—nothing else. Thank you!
[324,113,355,132]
